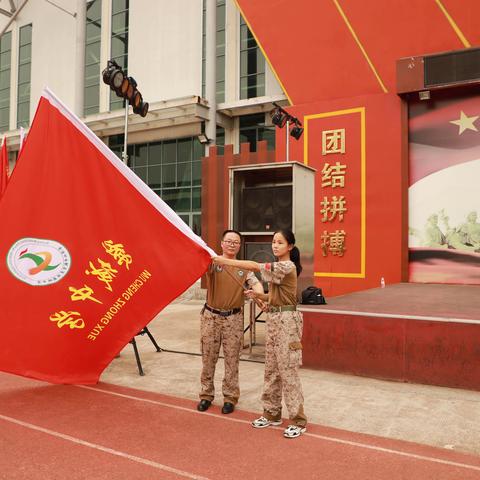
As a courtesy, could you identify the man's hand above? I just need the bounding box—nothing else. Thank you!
[244,288,257,299]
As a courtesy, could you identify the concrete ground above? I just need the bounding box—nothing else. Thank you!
[101,296,480,457]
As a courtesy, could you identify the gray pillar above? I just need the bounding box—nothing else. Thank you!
[74,0,87,117]
[205,0,216,155]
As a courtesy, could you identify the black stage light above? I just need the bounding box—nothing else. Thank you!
[101,61,149,118]
[271,108,288,128]
[102,60,124,89]
[290,123,304,140]
[138,102,149,117]
[130,90,142,109]
[117,76,130,97]
[124,76,136,101]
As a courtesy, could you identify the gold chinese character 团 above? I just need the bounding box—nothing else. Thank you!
[320,230,346,257]
[69,284,103,304]
[321,162,347,188]
[49,310,85,330]
[320,196,347,222]
[85,258,118,291]
[102,240,133,270]
[322,128,345,155]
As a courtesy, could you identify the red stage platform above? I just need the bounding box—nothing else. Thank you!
[300,283,480,391]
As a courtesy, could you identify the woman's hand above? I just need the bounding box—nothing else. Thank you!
[244,289,268,311]
[212,256,226,265]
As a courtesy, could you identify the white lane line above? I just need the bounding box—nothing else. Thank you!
[0,413,211,480]
[78,385,480,473]
[304,431,480,472]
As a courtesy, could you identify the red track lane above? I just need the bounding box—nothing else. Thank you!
[0,373,479,480]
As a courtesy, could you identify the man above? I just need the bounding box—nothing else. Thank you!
[198,229,263,414]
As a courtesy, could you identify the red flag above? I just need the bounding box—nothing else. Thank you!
[0,88,214,384]
[0,136,8,198]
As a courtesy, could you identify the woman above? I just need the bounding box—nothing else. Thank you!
[213,229,307,439]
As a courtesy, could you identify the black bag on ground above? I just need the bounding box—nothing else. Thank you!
[301,286,327,305]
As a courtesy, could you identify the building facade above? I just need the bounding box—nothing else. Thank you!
[0,0,285,232]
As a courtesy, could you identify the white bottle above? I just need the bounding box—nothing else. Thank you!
[380,277,385,288]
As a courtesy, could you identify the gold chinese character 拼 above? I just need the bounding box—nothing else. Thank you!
[322,128,345,155]
[85,258,118,291]
[102,240,133,270]
[320,230,346,257]
[321,162,347,188]
[320,196,347,222]
[69,284,103,304]
[49,310,85,330]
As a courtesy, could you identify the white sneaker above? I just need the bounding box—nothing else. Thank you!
[283,425,306,438]
[251,416,282,428]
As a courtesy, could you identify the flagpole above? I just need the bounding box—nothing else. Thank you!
[123,99,128,165]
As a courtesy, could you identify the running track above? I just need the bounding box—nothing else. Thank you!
[0,372,479,479]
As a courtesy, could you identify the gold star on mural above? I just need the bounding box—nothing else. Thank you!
[449,111,479,135]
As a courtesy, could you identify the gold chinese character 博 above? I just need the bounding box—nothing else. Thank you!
[321,230,347,257]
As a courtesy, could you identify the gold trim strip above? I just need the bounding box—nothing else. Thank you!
[304,107,366,278]
[233,0,293,105]
[434,0,471,48]
[332,0,388,93]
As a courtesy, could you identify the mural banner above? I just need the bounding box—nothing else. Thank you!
[409,94,480,284]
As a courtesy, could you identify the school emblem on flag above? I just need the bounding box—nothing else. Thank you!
[7,237,71,286]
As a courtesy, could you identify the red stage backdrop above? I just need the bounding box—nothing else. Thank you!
[235,0,480,295]
[279,94,404,296]
[0,89,213,384]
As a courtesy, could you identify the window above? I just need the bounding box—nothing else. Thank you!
[84,0,102,116]
[239,17,265,99]
[239,113,275,152]
[216,126,225,155]
[216,0,226,103]
[17,24,32,128]
[201,0,225,103]
[110,0,129,110]
[0,31,11,132]
[109,135,205,233]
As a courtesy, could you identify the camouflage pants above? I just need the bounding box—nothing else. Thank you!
[199,308,244,404]
[262,310,307,427]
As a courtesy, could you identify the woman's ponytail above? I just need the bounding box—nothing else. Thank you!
[290,246,303,277]
[275,229,303,276]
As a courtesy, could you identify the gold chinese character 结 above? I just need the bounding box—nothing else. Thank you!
[320,230,346,257]
[69,284,103,304]
[320,195,347,222]
[85,258,118,291]
[49,310,85,330]
[322,128,345,155]
[102,240,133,270]
[321,162,347,188]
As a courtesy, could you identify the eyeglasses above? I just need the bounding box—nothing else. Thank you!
[222,240,241,246]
